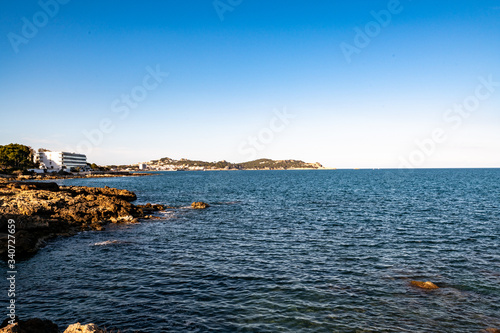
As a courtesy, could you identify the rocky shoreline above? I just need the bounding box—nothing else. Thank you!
[0,180,166,260]
[0,171,154,182]
[0,318,114,333]
[0,180,213,332]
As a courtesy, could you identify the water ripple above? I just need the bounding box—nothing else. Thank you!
[2,169,500,332]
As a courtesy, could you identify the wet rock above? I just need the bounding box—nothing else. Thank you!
[63,323,105,333]
[89,223,105,231]
[410,280,439,290]
[0,318,58,333]
[109,215,139,224]
[191,202,210,209]
[136,202,165,213]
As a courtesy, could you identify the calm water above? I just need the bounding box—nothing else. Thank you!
[2,169,500,332]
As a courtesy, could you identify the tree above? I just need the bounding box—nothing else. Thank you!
[0,143,35,171]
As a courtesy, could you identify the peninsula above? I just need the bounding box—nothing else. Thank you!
[115,158,325,171]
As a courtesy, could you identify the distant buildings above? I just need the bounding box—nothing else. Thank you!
[138,163,147,170]
[35,151,87,171]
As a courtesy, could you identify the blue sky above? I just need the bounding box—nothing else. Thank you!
[1,0,499,168]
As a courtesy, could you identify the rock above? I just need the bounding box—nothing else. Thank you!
[191,202,210,209]
[0,318,58,333]
[109,215,138,224]
[5,181,60,192]
[136,203,165,212]
[410,280,439,290]
[484,328,500,333]
[0,318,17,330]
[0,182,154,260]
[89,223,105,231]
[63,323,105,333]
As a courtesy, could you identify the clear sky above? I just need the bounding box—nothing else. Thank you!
[1,0,499,168]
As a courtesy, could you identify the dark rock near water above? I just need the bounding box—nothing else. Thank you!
[0,317,58,333]
[410,280,439,290]
[191,202,210,209]
[137,202,165,212]
[63,323,105,333]
[0,318,107,333]
[0,182,161,260]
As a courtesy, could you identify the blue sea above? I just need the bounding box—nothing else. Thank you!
[2,169,500,332]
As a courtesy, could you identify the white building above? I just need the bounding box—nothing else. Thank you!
[138,163,148,170]
[35,151,87,171]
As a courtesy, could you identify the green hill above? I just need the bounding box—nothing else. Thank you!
[142,158,323,171]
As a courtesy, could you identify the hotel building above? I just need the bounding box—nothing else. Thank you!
[35,151,87,171]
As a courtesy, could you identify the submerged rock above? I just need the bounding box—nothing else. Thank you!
[191,202,210,209]
[410,280,439,290]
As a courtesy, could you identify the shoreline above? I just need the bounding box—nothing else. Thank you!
[0,181,165,261]
[0,171,155,182]
[0,180,204,332]
[143,167,331,172]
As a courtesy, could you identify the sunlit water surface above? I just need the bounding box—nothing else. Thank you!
[2,169,500,332]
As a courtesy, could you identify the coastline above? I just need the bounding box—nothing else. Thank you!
[0,171,155,182]
[0,178,187,332]
[145,167,330,172]
[0,180,164,261]
[2,171,500,332]
[0,168,337,181]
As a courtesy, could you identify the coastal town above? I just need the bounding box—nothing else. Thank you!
[0,143,325,175]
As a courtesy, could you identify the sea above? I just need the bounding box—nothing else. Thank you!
[2,169,500,332]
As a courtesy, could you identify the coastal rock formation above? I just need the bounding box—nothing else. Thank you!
[410,280,439,290]
[191,201,210,209]
[0,182,162,260]
[63,323,105,333]
[0,319,107,333]
[0,318,59,333]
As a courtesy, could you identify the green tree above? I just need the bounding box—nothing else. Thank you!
[0,143,35,171]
